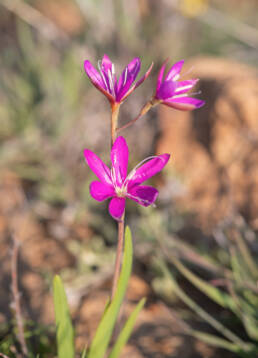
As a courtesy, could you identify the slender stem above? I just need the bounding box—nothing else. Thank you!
[110,102,125,300]
[11,239,28,357]
[111,215,125,300]
[116,99,157,133]
[111,102,120,146]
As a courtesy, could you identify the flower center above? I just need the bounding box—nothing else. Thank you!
[115,186,127,197]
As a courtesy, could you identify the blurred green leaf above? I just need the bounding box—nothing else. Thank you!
[171,256,237,313]
[157,259,252,353]
[87,226,133,358]
[233,232,258,280]
[108,297,146,358]
[81,348,87,358]
[242,314,258,341]
[53,275,75,358]
[188,330,240,352]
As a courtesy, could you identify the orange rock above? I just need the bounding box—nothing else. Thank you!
[157,57,258,231]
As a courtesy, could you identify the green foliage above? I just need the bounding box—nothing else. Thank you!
[108,298,146,358]
[156,226,258,357]
[51,227,143,358]
[0,320,55,358]
[170,256,238,313]
[87,226,133,358]
[53,275,75,358]
[157,260,252,354]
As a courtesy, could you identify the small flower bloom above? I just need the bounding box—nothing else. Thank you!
[154,59,205,110]
[84,136,170,220]
[84,54,153,105]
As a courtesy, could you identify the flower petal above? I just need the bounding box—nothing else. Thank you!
[84,60,106,89]
[122,62,154,102]
[156,59,168,92]
[90,181,114,201]
[163,97,205,111]
[156,81,177,100]
[100,54,115,95]
[108,197,126,220]
[116,58,141,102]
[127,185,158,207]
[128,154,170,188]
[84,149,112,185]
[175,79,199,95]
[165,60,184,81]
[84,60,115,103]
[117,58,140,93]
[101,54,113,74]
[111,136,129,187]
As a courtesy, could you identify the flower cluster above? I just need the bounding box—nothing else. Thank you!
[84,54,204,110]
[84,54,205,220]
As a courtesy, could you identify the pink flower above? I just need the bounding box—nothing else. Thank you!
[154,59,205,110]
[84,137,170,220]
[84,54,153,105]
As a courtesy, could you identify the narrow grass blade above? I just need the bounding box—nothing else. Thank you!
[87,226,133,358]
[53,275,75,358]
[108,297,146,358]
[189,330,242,353]
[170,256,237,313]
[81,347,87,358]
[233,231,258,279]
[158,260,249,352]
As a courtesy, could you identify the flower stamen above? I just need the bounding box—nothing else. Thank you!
[98,60,109,91]
[172,90,201,99]
[125,155,166,183]
[126,192,155,207]
[123,68,128,86]
[108,69,116,97]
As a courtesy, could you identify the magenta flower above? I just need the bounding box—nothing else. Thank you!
[84,136,170,220]
[154,59,205,110]
[84,54,153,105]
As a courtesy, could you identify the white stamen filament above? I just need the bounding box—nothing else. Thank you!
[97,60,109,91]
[172,90,201,99]
[110,167,117,187]
[126,192,156,207]
[175,84,193,93]
[125,156,163,183]
[108,69,116,97]
[123,68,128,86]
[180,66,194,79]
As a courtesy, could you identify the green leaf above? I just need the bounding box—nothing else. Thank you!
[53,275,75,358]
[157,260,250,352]
[81,347,87,358]
[233,232,258,280]
[87,226,133,358]
[108,298,146,358]
[188,330,240,352]
[170,256,237,313]
[242,313,258,341]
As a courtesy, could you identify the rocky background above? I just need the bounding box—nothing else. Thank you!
[0,0,258,357]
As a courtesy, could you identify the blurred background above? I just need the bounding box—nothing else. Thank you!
[0,0,258,357]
